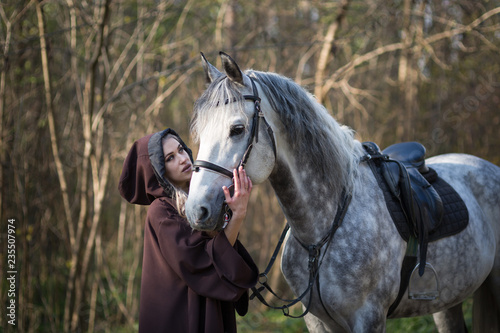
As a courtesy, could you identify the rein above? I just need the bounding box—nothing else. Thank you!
[250,189,352,319]
[192,77,276,179]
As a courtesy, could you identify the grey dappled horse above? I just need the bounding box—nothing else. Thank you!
[185,52,500,332]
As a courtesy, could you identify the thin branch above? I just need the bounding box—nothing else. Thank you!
[323,42,404,92]
[36,0,75,248]
[322,6,500,93]
[66,0,84,114]
[339,79,370,119]
[110,1,168,100]
[215,0,230,49]
[144,66,197,116]
[419,36,452,70]
[175,0,194,42]
[101,241,135,327]
[471,30,500,52]
[92,58,197,131]
[425,7,500,45]
[314,0,350,103]
[65,0,111,330]
[295,43,321,85]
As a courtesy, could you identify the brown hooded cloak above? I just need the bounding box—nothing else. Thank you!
[119,129,258,333]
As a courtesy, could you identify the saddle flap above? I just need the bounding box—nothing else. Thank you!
[407,168,444,231]
[380,159,417,231]
[380,142,444,233]
[381,161,401,198]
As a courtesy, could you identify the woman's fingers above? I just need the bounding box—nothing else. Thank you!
[239,167,249,191]
[222,185,230,201]
[233,166,248,192]
[233,168,240,193]
[226,167,251,203]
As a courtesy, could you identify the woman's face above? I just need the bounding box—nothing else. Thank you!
[162,136,192,191]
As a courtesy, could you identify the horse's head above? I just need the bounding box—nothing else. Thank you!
[186,52,277,230]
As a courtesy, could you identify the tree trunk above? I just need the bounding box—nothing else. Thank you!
[314,0,350,104]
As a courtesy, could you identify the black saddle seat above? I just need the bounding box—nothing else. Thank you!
[383,141,428,173]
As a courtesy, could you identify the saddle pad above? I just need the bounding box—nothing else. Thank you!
[373,167,469,242]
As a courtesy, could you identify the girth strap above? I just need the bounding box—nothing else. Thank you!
[387,235,418,317]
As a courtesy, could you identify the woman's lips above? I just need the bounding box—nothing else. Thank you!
[182,164,192,173]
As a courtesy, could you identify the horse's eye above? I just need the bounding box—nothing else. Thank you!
[230,125,245,137]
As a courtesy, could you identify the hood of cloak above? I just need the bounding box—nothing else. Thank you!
[118,128,194,205]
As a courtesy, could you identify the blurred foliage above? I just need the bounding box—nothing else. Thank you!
[1,0,499,331]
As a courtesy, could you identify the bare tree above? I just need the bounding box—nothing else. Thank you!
[1,1,499,331]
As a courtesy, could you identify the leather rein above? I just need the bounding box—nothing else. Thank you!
[250,189,352,319]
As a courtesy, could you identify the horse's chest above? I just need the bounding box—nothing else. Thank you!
[281,195,401,300]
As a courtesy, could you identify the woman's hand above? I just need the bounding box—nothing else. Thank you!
[222,166,253,245]
[222,166,253,220]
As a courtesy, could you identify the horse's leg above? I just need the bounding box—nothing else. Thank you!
[473,270,500,333]
[432,303,467,333]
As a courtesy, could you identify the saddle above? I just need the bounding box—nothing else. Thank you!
[383,141,444,238]
[362,141,469,315]
[384,142,445,272]
[362,142,467,275]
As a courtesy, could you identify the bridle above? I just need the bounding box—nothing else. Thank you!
[192,77,276,179]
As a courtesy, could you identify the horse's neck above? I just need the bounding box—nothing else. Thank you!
[269,146,358,244]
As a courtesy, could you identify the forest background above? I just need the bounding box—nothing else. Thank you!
[1,0,499,332]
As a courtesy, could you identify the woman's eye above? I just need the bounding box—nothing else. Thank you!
[230,125,245,137]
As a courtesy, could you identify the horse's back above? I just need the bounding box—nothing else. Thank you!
[426,153,500,281]
[426,153,500,236]
[390,153,500,319]
[427,153,500,333]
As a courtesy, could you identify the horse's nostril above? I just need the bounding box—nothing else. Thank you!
[198,206,209,223]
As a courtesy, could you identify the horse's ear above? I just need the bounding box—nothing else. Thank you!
[220,52,244,85]
[200,52,223,83]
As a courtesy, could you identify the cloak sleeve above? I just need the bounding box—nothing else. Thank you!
[148,198,258,302]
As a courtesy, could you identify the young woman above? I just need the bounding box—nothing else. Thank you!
[118,128,258,332]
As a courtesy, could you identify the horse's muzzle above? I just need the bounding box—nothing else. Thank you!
[185,192,225,231]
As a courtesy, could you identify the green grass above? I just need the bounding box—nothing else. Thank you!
[237,298,473,332]
[237,308,308,332]
[237,311,439,333]
[110,299,473,332]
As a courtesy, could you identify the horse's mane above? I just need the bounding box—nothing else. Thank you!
[249,70,358,193]
[191,70,359,195]
[191,75,247,143]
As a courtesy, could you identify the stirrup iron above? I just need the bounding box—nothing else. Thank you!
[408,262,439,300]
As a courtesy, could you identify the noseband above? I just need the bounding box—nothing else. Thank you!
[193,77,277,179]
